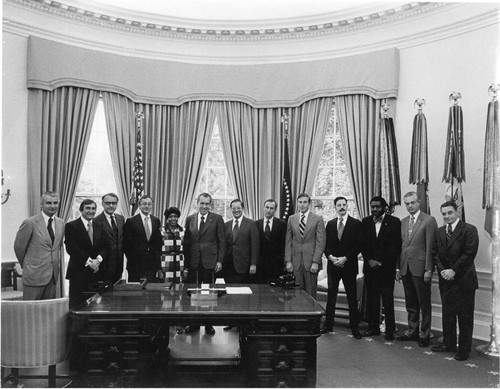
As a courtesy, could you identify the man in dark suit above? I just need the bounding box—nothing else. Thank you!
[14,191,65,300]
[223,199,259,284]
[322,196,363,339]
[431,201,479,361]
[65,199,107,309]
[360,196,402,340]
[285,193,326,299]
[183,192,226,336]
[93,193,125,283]
[255,199,286,284]
[123,195,162,283]
[396,191,437,347]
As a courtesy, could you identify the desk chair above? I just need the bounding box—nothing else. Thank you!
[1,297,70,387]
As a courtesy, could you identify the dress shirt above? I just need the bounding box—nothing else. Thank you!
[374,214,385,236]
[140,212,152,236]
[447,218,460,232]
[104,212,115,228]
[42,211,55,228]
[232,217,241,230]
[264,217,274,231]
[198,212,208,230]
[338,215,349,229]
[300,210,310,225]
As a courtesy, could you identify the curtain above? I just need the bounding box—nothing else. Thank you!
[101,92,136,218]
[335,95,382,218]
[217,102,283,219]
[138,101,217,223]
[287,97,334,204]
[27,87,99,219]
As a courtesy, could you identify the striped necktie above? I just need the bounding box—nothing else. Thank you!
[299,214,306,237]
[446,223,452,241]
[408,215,415,235]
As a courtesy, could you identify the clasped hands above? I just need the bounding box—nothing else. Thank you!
[85,256,102,273]
[328,255,347,268]
[285,261,319,273]
[440,269,455,281]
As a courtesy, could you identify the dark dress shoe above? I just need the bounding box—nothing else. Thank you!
[176,326,184,334]
[184,325,200,334]
[352,330,362,339]
[320,326,333,334]
[431,344,457,352]
[362,329,381,337]
[397,333,419,341]
[205,326,216,336]
[385,333,395,341]
[454,352,469,361]
[223,326,234,331]
[418,338,430,347]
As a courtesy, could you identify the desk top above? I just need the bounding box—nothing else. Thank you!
[71,284,324,319]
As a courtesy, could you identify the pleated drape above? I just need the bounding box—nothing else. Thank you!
[409,111,430,214]
[27,87,99,219]
[217,102,283,219]
[138,101,218,223]
[483,100,499,235]
[287,97,334,204]
[101,92,136,218]
[335,95,382,218]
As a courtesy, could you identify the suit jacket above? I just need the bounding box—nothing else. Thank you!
[361,214,402,275]
[256,217,286,280]
[432,221,479,290]
[184,212,226,270]
[285,211,326,271]
[123,213,162,277]
[93,212,125,281]
[224,217,259,274]
[399,212,437,277]
[324,215,362,276]
[65,218,107,281]
[14,213,64,286]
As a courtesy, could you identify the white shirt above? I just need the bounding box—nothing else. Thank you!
[337,214,349,229]
[140,212,151,230]
[375,213,385,236]
[448,218,459,232]
[264,217,273,231]
[42,212,55,228]
[198,212,208,230]
[80,216,92,230]
[409,210,420,224]
[232,217,242,230]
[299,210,310,225]
[104,212,116,228]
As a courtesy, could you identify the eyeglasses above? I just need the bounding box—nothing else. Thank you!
[104,202,118,205]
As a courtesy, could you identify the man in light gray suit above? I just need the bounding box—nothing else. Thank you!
[285,193,326,298]
[14,191,64,300]
[396,191,437,347]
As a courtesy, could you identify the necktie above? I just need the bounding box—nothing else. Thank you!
[408,215,415,235]
[446,223,452,241]
[299,214,306,238]
[87,221,93,245]
[110,214,118,237]
[265,220,271,239]
[47,217,55,244]
[233,219,239,241]
[144,216,151,241]
[337,217,344,240]
[199,216,205,237]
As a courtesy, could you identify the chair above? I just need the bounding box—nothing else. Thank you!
[1,297,70,387]
[0,263,23,301]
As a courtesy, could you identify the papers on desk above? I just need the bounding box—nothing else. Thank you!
[225,287,253,295]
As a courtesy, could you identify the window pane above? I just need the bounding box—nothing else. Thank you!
[207,167,226,195]
[334,135,345,166]
[334,165,351,197]
[319,133,334,167]
[313,167,333,197]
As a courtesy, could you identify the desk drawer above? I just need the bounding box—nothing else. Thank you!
[82,319,148,336]
[247,319,319,335]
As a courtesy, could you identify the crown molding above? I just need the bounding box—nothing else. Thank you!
[3,0,499,64]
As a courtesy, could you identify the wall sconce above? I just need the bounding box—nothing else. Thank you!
[2,170,11,204]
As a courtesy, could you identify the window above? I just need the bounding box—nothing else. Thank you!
[195,119,235,220]
[312,104,358,223]
[71,99,121,220]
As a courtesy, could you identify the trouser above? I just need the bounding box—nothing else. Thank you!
[365,271,395,333]
[23,276,57,300]
[401,268,432,339]
[293,264,318,299]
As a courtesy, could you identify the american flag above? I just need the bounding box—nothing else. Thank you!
[280,111,294,221]
[130,111,144,215]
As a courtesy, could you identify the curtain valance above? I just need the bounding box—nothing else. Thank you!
[27,36,399,108]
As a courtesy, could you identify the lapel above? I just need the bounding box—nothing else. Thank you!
[408,214,424,243]
[233,217,242,243]
[199,212,212,237]
[447,220,462,247]
[339,216,351,242]
[135,214,148,241]
[302,212,313,239]
[35,213,52,246]
[78,218,93,247]
[100,213,115,237]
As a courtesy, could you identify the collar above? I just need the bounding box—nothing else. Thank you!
[300,210,310,219]
[373,213,385,223]
[140,212,151,222]
[448,219,460,231]
[80,216,92,227]
[199,212,209,220]
[338,214,348,223]
[410,210,420,220]
[42,212,54,226]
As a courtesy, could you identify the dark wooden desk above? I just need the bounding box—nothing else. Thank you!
[70,284,324,387]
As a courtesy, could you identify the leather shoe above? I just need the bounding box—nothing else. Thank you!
[362,329,381,337]
[223,326,234,331]
[454,352,469,361]
[184,325,200,334]
[397,333,419,341]
[431,344,457,353]
[320,326,333,334]
[385,333,395,341]
[205,326,215,336]
[352,330,362,339]
[418,338,430,347]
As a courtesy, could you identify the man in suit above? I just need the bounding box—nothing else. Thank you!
[93,193,125,283]
[431,201,479,361]
[65,199,107,309]
[255,199,287,284]
[14,191,64,300]
[183,192,226,336]
[396,191,437,347]
[285,193,326,299]
[322,196,363,339]
[361,196,402,340]
[223,199,259,284]
[123,195,162,283]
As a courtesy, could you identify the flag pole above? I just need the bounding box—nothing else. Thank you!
[280,109,293,221]
[130,109,144,216]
